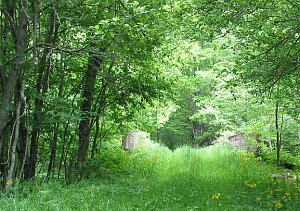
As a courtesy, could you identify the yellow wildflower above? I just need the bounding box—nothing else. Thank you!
[243,157,251,162]
[211,193,221,200]
[242,152,254,161]
[275,201,283,209]
[282,192,291,200]
[6,180,13,185]
[245,181,257,188]
[256,197,262,201]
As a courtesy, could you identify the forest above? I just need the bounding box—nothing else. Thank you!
[0,0,300,210]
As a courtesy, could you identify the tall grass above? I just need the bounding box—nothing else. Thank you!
[1,144,299,210]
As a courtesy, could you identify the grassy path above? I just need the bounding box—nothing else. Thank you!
[1,145,300,210]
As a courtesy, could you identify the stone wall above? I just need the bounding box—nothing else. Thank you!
[122,132,140,150]
[229,134,246,148]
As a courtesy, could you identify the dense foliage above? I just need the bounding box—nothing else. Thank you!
[0,1,299,206]
[0,0,175,185]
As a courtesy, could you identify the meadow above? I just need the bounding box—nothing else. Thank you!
[1,144,299,210]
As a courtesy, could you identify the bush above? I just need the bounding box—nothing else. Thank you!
[260,148,299,170]
[78,146,132,179]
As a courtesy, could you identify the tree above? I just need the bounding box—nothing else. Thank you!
[0,0,177,184]
[0,0,29,187]
[184,0,300,162]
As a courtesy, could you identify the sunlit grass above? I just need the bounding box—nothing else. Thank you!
[1,144,299,210]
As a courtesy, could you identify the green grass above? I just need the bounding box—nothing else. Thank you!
[1,145,300,210]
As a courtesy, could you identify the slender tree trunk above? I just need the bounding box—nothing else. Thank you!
[18,114,28,182]
[58,80,81,179]
[47,70,64,180]
[275,100,280,167]
[0,1,19,155]
[6,82,25,189]
[91,115,100,159]
[0,70,17,158]
[25,69,42,179]
[16,80,29,181]
[46,123,59,180]
[90,80,108,159]
[78,52,103,165]
[25,9,59,179]
[0,0,28,186]
[57,123,69,179]
[65,134,77,184]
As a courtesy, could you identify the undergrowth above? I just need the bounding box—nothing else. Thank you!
[1,144,300,210]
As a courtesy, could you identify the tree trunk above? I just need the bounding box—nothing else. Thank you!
[25,9,59,179]
[275,100,280,167]
[78,52,103,165]
[58,122,69,179]
[46,123,59,180]
[0,1,19,154]
[0,0,28,185]
[90,79,108,159]
[0,68,18,157]
[91,115,100,160]
[6,82,24,189]
[47,70,64,180]
[17,110,28,182]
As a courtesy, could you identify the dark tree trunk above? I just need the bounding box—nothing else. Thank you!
[91,115,100,160]
[6,82,24,188]
[17,102,28,181]
[275,100,281,167]
[1,0,29,188]
[90,79,108,159]
[0,1,18,154]
[0,64,17,179]
[47,70,64,180]
[58,124,67,179]
[78,52,103,164]
[46,123,59,180]
[25,10,59,179]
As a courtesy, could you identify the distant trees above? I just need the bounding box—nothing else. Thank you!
[192,0,300,165]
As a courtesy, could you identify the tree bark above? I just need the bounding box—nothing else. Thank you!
[6,82,24,189]
[0,68,18,156]
[17,109,28,181]
[275,100,280,167]
[25,9,59,179]
[78,52,103,165]
[46,123,59,180]
[91,115,100,160]
[47,70,64,180]
[0,0,28,181]
[90,79,109,159]
[57,123,67,179]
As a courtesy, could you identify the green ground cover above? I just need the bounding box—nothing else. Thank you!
[1,145,299,210]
